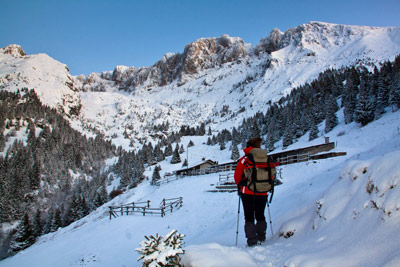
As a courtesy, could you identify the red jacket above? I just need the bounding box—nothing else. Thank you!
[234,146,268,195]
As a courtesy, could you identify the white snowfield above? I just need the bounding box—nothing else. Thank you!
[1,107,399,267]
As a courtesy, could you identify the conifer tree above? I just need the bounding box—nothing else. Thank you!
[266,133,275,152]
[342,70,359,124]
[231,145,240,161]
[219,140,226,150]
[33,209,43,237]
[164,143,173,157]
[136,230,185,267]
[355,80,376,126]
[282,124,293,149]
[309,120,319,141]
[8,213,36,255]
[151,167,161,185]
[182,159,188,168]
[170,145,181,164]
[325,95,339,133]
[207,137,212,145]
[179,144,185,154]
[50,208,62,233]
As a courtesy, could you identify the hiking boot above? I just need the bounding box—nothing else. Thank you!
[256,221,267,242]
[245,222,257,247]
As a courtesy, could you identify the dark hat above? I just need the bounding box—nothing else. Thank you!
[246,137,262,148]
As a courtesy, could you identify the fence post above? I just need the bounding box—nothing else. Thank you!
[147,200,150,208]
[109,207,112,220]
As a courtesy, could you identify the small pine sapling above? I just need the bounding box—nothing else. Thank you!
[136,230,185,267]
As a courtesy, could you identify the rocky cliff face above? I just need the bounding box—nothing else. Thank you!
[101,34,249,92]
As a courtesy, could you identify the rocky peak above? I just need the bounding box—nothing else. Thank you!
[255,28,283,55]
[1,44,26,57]
[254,21,377,55]
[104,34,249,91]
[178,34,248,85]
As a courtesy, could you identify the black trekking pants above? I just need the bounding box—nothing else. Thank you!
[241,193,268,223]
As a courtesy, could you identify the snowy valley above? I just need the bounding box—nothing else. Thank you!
[1,110,400,267]
[1,21,400,266]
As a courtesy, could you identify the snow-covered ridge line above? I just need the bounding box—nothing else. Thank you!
[1,21,400,149]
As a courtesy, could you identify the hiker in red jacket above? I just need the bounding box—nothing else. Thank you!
[234,137,268,246]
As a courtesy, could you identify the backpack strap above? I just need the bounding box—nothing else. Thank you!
[267,156,275,203]
[246,153,257,191]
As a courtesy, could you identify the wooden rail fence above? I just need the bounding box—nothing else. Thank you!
[109,197,183,220]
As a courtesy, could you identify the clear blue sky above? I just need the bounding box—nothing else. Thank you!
[1,0,399,76]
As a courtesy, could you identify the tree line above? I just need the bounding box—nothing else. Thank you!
[210,54,400,154]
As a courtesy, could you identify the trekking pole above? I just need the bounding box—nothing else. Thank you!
[266,199,274,236]
[235,195,241,246]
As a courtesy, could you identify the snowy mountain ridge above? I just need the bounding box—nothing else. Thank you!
[1,21,400,148]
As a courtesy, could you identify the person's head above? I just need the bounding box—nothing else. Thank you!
[246,137,262,148]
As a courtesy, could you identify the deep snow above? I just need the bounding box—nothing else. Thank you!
[1,108,400,267]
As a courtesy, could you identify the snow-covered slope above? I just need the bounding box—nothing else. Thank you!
[2,22,400,146]
[1,22,400,265]
[72,22,400,146]
[1,104,399,267]
[0,45,82,117]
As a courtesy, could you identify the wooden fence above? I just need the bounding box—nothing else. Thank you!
[108,197,183,220]
[218,172,234,184]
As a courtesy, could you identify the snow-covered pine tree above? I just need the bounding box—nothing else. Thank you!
[219,139,226,150]
[136,230,185,267]
[266,133,275,152]
[231,144,240,160]
[179,144,185,154]
[390,56,400,111]
[325,95,339,133]
[164,143,173,157]
[8,213,36,255]
[373,68,388,119]
[282,123,294,149]
[343,68,360,124]
[309,119,319,141]
[170,144,181,164]
[151,167,161,185]
[355,79,376,126]
[207,137,212,145]
[50,208,62,233]
[188,140,195,147]
[33,209,43,237]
